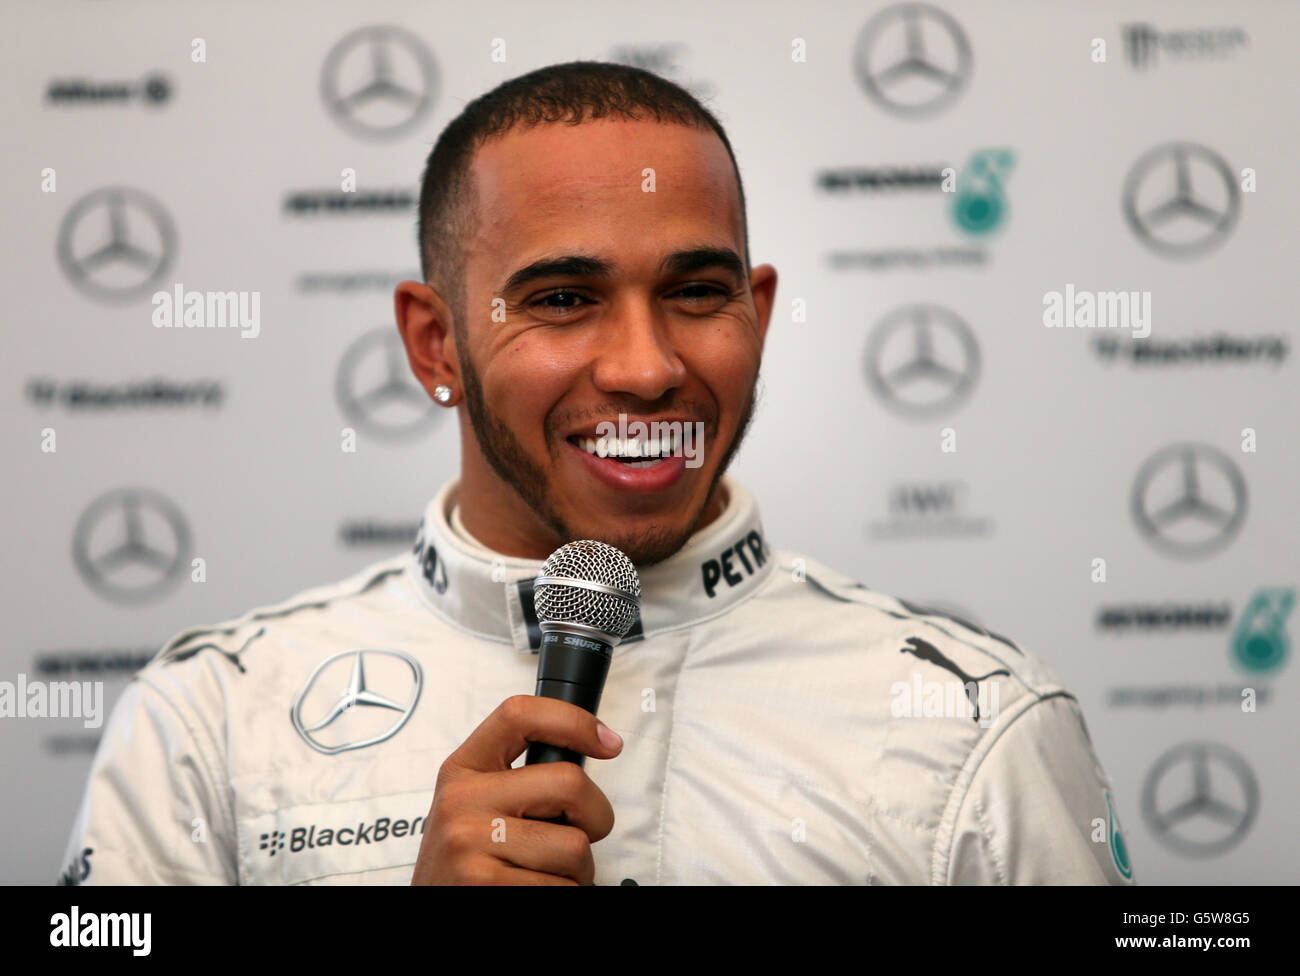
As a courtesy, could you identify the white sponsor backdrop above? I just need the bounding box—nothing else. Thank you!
[3,0,1297,884]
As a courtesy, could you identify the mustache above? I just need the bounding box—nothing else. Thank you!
[545,399,719,443]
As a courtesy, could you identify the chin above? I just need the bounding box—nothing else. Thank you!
[562,514,695,567]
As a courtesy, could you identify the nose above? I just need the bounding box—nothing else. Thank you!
[590,301,687,401]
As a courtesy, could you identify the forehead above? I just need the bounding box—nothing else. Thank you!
[467,117,742,276]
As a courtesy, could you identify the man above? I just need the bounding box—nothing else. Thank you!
[60,61,1135,885]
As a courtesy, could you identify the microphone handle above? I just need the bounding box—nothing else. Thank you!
[525,629,614,766]
[525,676,604,767]
[525,629,614,825]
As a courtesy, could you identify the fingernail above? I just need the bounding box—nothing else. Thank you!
[596,720,622,750]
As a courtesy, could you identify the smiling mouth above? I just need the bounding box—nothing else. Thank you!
[565,431,683,467]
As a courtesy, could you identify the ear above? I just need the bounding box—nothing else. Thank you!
[749,263,777,350]
[394,281,460,404]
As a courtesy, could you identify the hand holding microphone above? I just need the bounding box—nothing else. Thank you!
[411,541,639,885]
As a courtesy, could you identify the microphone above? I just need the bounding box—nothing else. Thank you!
[525,540,641,768]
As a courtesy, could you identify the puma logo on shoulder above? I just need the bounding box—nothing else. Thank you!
[899,636,1010,722]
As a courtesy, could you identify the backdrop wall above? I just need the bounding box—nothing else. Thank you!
[3,0,1296,884]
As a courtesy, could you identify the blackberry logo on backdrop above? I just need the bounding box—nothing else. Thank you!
[1142,742,1258,857]
[1092,334,1287,367]
[864,304,979,417]
[1130,443,1246,559]
[57,187,177,303]
[853,3,972,117]
[73,488,191,604]
[336,328,440,439]
[259,830,286,856]
[1123,142,1239,257]
[26,378,224,411]
[321,25,437,139]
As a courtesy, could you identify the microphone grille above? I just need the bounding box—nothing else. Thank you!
[534,540,641,640]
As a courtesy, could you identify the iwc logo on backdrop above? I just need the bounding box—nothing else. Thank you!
[57,187,177,303]
[869,480,992,539]
[1141,742,1258,857]
[321,25,438,140]
[853,3,971,117]
[1123,142,1239,258]
[72,488,191,604]
[864,304,979,417]
[291,649,423,755]
[336,328,440,439]
[1130,443,1246,558]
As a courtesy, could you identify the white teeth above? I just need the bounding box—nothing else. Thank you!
[574,431,680,459]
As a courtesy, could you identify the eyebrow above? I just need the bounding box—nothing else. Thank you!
[498,246,747,295]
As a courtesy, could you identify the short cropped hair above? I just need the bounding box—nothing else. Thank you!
[416,60,750,331]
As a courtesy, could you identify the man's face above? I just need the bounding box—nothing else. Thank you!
[451,118,775,564]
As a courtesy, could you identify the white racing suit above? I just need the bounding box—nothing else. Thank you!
[59,477,1136,885]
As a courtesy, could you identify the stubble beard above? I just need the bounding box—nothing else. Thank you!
[458,352,760,566]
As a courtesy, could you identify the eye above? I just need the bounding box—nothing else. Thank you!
[529,290,590,316]
[674,284,726,299]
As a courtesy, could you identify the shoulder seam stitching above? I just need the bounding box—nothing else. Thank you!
[930,689,1076,884]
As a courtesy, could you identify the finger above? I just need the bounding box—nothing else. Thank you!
[478,859,583,886]
[487,818,596,884]
[452,763,617,843]
[447,694,623,773]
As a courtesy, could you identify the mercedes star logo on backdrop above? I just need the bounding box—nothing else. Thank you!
[56,187,176,303]
[72,488,191,604]
[1142,742,1259,857]
[336,327,440,439]
[321,25,438,140]
[291,649,423,754]
[853,3,972,117]
[1123,142,1239,258]
[865,304,980,417]
[1130,443,1247,559]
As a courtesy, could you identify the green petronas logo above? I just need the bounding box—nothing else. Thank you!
[1106,792,1133,881]
[951,149,1015,235]
[1232,588,1294,674]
